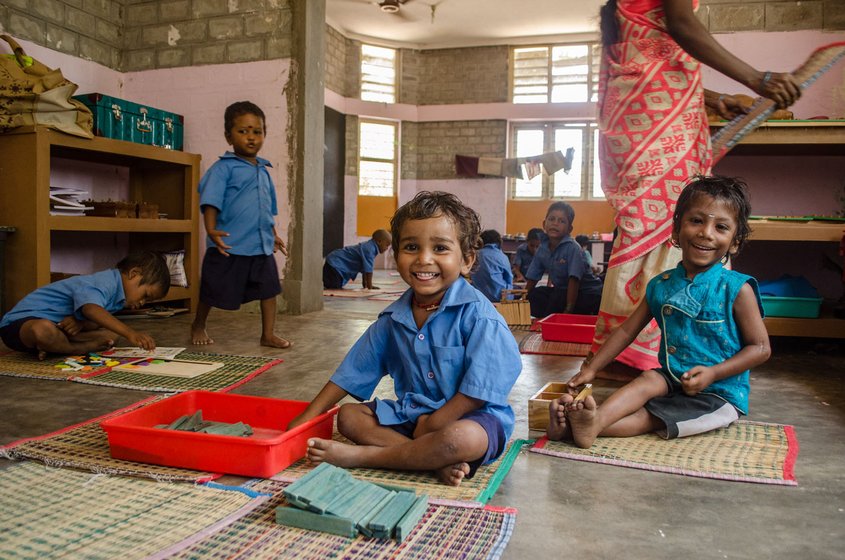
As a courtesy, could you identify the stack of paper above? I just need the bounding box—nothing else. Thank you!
[49,186,93,216]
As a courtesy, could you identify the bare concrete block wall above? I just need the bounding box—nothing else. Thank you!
[412,120,507,180]
[417,46,509,105]
[325,23,348,96]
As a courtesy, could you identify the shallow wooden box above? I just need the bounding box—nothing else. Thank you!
[528,381,568,431]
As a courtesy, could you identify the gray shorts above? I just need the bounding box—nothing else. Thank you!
[645,369,741,439]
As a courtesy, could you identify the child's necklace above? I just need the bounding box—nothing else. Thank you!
[413,296,442,312]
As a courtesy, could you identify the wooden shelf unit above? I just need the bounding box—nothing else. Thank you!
[713,121,845,338]
[0,126,200,311]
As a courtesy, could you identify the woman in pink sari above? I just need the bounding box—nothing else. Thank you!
[593,0,799,370]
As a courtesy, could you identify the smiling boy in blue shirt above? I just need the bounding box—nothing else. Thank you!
[289,191,522,486]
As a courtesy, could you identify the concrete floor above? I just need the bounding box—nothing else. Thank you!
[1,279,844,559]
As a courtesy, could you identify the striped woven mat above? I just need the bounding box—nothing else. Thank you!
[0,396,219,482]
[0,351,110,381]
[272,437,531,504]
[0,463,266,560]
[71,351,281,392]
[323,288,381,298]
[164,478,517,560]
[531,420,798,485]
[518,333,590,357]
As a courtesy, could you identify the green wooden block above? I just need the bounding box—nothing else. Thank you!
[275,506,357,539]
[356,490,397,538]
[301,468,351,513]
[367,491,417,534]
[329,480,391,524]
[165,413,192,430]
[318,478,370,519]
[394,494,429,542]
[284,463,335,502]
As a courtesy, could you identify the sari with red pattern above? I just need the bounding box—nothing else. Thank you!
[593,0,711,370]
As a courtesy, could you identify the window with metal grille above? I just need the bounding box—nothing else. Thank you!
[512,43,601,104]
[510,122,604,200]
[358,120,398,197]
[361,44,397,103]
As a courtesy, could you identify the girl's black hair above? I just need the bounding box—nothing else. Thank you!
[116,251,170,288]
[224,101,266,133]
[672,175,753,256]
[600,0,620,48]
[390,191,482,261]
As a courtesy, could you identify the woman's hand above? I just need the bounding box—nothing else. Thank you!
[754,71,801,109]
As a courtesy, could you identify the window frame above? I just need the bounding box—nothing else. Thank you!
[357,118,399,198]
[510,42,601,104]
[508,121,603,202]
[360,43,398,104]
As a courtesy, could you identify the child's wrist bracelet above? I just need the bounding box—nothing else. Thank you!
[760,71,772,88]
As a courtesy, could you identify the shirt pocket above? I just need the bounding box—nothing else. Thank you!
[429,345,464,394]
[689,312,729,362]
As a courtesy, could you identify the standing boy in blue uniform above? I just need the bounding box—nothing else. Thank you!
[323,229,392,290]
[552,176,771,447]
[0,252,169,358]
[471,229,513,302]
[525,202,603,317]
[289,192,522,486]
[191,101,291,349]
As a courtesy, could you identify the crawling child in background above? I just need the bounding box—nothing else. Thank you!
[289,191,522,486]
[0,252,169,359]
[191,101,292,349]
[549,176,771,448]
[471,229,513,302]
[323,229,392,290]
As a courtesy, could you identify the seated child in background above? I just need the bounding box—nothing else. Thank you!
[525,202,603,318]
[470,229,513,302]
[0,251,169,358]
[323,229,392,290]
[512,227,543,283]
[575,234,604,276]
[191,101,292,349]
[288,191,522,486]
[550,176,771,448]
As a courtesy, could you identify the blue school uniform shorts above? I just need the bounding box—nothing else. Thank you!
[200,248,282,310]
[364,401,506,478]
[645,369,741,439]
[0,316,40,353]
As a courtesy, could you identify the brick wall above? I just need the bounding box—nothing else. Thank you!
[411,120,507,180]
[701,0,844,32]
[417,46,509,105]
[325,24,347,97]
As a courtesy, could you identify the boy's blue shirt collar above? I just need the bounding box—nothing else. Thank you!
[381,277,477,330]
[663,261,724,318]
[219,151,273,167]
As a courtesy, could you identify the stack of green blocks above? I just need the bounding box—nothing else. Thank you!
[276,462,429,541]
[155,410,253,437]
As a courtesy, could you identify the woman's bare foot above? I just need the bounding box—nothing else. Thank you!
[436,462,470,486]
[565,395,601,449]
[191,324,213,345]
[261,334,292,349]
[547,394,574,441]
[306,438,361,467]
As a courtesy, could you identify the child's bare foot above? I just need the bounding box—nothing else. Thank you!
[565,395,600,449]
[306,438,360,467]
[191,325,213,345]
[436,462,470,486]
[261,334,292,349]
[547,394,574,441]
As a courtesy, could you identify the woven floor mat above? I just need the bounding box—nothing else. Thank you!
[0,396,219,482]
[323,288,382,298]
[531,420,798,485]
[166,478,516,560]
[518,333,590,356]
[0,351,110,381]
[71,351,281,392]
[272,436,530,504]
[0,462,266,560]
[367,291,405,302]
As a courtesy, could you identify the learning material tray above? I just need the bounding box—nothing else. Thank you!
[101,391,338,477]
[538,313,598,343]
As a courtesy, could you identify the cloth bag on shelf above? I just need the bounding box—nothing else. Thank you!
[0,34,93,138]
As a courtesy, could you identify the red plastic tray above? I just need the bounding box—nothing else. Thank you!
[538,313,598,344]
[101,391,337,478]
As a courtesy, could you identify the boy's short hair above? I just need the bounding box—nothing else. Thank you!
[116,252,170,289]
[390,191,482,260]
[527,228,544,242]
[546,201,575,224]
[224,101,266,133]
[480,229,502,246]
[673,175,752,254]
[372,229,391,243]
[575,234,590,247]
